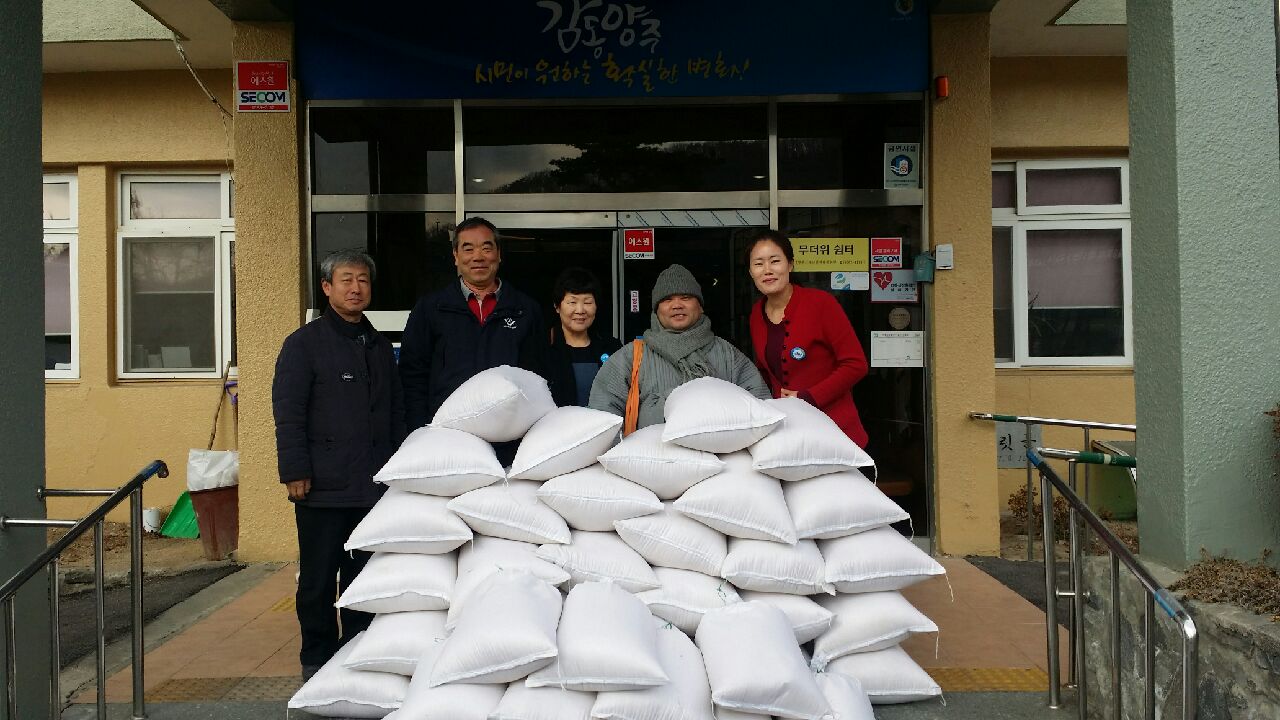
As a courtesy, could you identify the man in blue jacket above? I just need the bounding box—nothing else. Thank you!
[399,217,549,438]
[271,249,405,680]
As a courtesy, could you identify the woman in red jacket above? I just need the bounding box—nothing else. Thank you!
[747,230,870,448]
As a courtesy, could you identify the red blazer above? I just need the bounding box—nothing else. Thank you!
[749,285,869,448]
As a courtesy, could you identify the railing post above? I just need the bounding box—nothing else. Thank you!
[130,488,146,720]
[94,520,107,718]
[1067,460,1079,689]
[4,597,16,720]
[1071,506,1087,720]
[1144,593,1155,720]
[1040,468,1062,708]
[47,560,60,720]
[1026,421,1037,561]
[1110,553,1122,720]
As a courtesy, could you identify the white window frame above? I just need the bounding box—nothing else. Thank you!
[116,171,235,380]
[993,160,1133,368]
[44,174,79,380]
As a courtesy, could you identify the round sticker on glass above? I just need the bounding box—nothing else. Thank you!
[888,307,912,330]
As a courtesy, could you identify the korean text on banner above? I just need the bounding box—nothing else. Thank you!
[792,238,868,273]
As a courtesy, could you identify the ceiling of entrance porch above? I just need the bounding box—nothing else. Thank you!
[42,0,232,72]
[990,0,1126,57]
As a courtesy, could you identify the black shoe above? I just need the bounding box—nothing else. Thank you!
[301,664,322,682]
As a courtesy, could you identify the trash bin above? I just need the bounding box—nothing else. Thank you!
[190,484,240,560]
[1087,439,1137,520]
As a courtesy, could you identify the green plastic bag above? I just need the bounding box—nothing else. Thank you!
[160,491,200,539]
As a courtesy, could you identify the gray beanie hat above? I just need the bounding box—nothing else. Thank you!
[651,264,704,311]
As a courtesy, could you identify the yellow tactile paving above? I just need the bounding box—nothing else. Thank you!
[929,666,1050,692]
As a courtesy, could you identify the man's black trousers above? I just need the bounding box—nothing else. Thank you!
[294,504,374,668]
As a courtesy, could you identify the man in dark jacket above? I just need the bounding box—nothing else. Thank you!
[399,217,548,434]
[272,249,405,680]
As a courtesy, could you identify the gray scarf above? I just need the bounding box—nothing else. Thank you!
[643,314,717,382]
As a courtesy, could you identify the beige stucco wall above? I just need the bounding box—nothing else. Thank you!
[991,56,1129,155]
[42,71,238,522]
[927,14,1001,556]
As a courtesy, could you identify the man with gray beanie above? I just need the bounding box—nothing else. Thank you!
[589,264,768,429]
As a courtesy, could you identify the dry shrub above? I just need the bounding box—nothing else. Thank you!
[1170,550,1280,621]
[1007,486,1071,542]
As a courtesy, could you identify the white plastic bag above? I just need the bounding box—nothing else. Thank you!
[613,504,728,577]
[748,397,874,481]
[720,538,833,596]
[736,591,833,644]
[447,480,572,545]
[783,470,909,540]
[637,567,740,636]
[288,632,408,718]
[811,591,938,669]
[448,536,571,631]
[386,642,506,720]
[537,466,662,531]
[490,683,596,720]
[508,406,623,481]
[429,570,563,686]
[186,449,238,492]
[694,602,832,720]
[431,366,556,443]
[344,610,448,676]
[337,552,457,614]
[661,378,785,453]
[345,488,473,554]
[374,427,506,496]
[526,581,668,691]
[591,620,716,720]
[814,673,875,720]
[537,531,660,592]
[673,452,797,544]
[820,527,946,593]
[597,424,725,499]
[825,646,942,705]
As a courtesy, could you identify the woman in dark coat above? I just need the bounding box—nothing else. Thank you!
[547,267,622,407]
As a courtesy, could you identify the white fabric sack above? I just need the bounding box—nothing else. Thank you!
[288,632,408,718]
[509,406,623,481]
[811,591,938,669]
[429,571,563,686]
[814,673,875,720]
[431,366,556,443]
[661,378,785,453]
[186,448,238,491]
[386,642,506,720]
[820,527,946,593]
[614,504,728,577]
[783,470,909,540]
[526,581,667,691]
[448,536,571,631]
[637,567,740,636]
[447,480,571,545]
[737,591,833,644]
[748,397,874,481]
[695,602,832,720]
[537,466,662,531]
[673,452,797,544]
[345,489,473,554]
[537,531,660,592]
[825,646,941,705]
[337,553,456,614]
[591,620,716,720]
[345,610,448,676]
[720,538,833,596]
[597,424,725,499]
[374,427,506,496]
[491,683,596,720]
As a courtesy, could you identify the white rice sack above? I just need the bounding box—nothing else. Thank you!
[337,553,456,614]
[695,602,832,720]
[825,646,941,705]
[374,427,505,496]
[491,683,596,720]
[288,632,408,718]
[431,366,556,443]
[673,452,796,544]
[386,642,506,720]
[748,397,874,481]
[720,538,833,596]
[345,489,473,554]
[815,673,875,720]
[820,527,946,593]
[509,406,624,481]
[537,466,662,531]
[429,570,562,686]
[526,581,667,691]
[614,504,728,576]
[736,591,833,644]
[448,536,571,631]
[783,470,909,540]
[345,610,448,676]
[591,620,716,720]
[537,531,660,592]
[447,480,571,545]
[637,567,740,635]
[661,378,785,453]
[811,591,938,669]
[597,424,725,499]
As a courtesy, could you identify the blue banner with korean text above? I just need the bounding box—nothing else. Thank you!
[297,0,929,99]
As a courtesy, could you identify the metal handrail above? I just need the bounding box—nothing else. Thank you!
[1030,448,1197,720]
[1,459,169,720]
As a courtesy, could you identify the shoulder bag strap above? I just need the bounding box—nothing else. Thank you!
[623,340,645,437]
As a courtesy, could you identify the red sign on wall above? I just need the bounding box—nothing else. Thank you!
[236,61,291,112]
[870,237,903,269]
[624,229,655,259]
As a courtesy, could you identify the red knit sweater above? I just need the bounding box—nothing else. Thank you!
[749,285,869,448]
